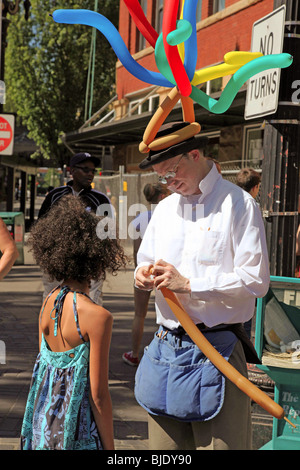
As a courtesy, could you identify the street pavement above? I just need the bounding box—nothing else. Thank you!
[0,240,273,451]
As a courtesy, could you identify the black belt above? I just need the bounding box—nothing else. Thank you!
[163,322,261,365]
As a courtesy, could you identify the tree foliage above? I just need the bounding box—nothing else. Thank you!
[4,0,119,167]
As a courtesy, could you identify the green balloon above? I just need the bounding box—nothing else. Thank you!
[191,53,293,114]
[155,32,176,85]
[167,19,192,46]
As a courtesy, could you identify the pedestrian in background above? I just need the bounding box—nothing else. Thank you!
[236,167,261,199]
[21,196,127,450]
[38,152,113,305]
[134,122,269,450]
[122,183,170,366]
[0,218,18,280]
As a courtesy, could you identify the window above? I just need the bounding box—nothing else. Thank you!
[208,77,223,94]
[156,0,164,33]
[212,0,225,14]
[242,125,264,168]
[197,76,222,96]
[128,100,140,116]
[196,0,202,22]
[128,94,160,116]
[138,0,147,50]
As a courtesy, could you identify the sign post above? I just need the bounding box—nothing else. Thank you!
[245,5,286,120]
[0,113,14,155]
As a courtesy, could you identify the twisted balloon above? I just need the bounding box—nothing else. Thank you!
[52,2,292,153]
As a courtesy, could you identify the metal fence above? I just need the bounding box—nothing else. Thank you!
[93,171,158,248]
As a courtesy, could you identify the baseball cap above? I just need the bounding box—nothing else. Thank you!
[70,152,100,168]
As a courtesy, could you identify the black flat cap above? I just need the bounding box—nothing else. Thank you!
[139,122,208,170]
[70,152,100,168]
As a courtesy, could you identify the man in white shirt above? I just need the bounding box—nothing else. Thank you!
[134,122,270,450]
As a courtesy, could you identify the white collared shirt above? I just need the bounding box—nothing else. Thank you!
[136,164,270,329]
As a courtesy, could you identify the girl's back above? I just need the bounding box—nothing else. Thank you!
[20,286,103,450]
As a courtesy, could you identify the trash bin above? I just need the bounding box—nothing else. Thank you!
[255,275,300,450]
[0,212,25,265]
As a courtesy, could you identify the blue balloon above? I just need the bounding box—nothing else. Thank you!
[190,53,293,114]
[182,0,198,82]
[52,9,174,88]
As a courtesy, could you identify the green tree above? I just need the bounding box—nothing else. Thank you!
[4,0,119,167]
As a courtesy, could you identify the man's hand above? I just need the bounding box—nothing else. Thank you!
[151,259,191,293]
[135,264,155,291]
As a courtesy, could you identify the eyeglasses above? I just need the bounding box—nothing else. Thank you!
[157,155,185,184]
[74,166,96,175]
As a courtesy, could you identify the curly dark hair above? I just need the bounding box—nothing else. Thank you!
[28,195,127,284]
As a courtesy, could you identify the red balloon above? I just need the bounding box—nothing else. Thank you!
[123,0,158,48]
[162,0,192,97]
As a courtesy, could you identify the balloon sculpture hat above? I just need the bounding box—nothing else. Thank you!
[139,121,208,169]
[52,1,296,427]
[52,0,293,169]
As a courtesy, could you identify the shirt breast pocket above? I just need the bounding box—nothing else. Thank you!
[197,230,225,266]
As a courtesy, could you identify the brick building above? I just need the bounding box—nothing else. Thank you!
[64,0,275,177]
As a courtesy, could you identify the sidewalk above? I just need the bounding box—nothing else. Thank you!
[0,245,156,450]
[0,244,273,450]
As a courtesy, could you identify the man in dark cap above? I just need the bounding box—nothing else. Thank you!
[134,122,270,450]
[38,152,112,305]
[38,152,112,218]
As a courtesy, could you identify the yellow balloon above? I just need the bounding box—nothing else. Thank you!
[191,51,263,85]
[224,51,263,65]
[178,1,186,62]
[192,63,240,85]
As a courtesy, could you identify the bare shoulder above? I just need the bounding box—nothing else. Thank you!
[89,302,112,323]
[76,294,113,338]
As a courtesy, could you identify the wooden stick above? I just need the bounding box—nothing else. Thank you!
[284,416,297,428]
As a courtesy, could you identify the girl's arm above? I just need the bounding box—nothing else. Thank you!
[0,218,19,280]
[88,306,114,450]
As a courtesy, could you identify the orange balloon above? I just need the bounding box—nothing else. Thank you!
[140,87,181,153]
[181,95,195,122]
[160,287,290,423]
[148,122,200,151]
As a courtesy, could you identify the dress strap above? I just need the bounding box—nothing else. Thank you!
[72,292,85,342]
[49,286,70,337]
[39,285,60,325]
[42,285,88,341]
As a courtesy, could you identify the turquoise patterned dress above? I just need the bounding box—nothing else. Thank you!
[20,286,102,450]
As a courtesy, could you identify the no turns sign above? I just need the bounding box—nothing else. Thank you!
[244,5,286,120]
[0,114,15,155]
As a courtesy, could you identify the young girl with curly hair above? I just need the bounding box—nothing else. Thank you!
[20,196,127,450]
